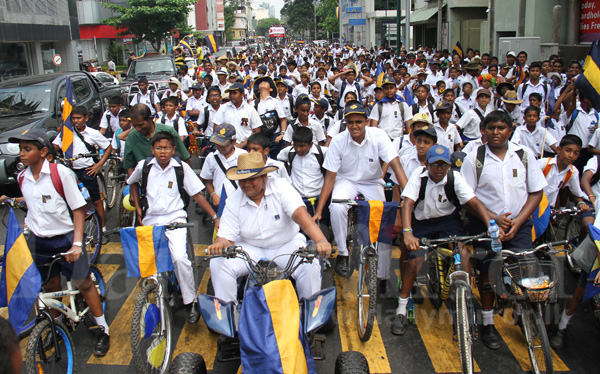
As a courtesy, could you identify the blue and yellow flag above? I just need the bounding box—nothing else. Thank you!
[531,193,551,241]
[61,77,74,159]
[178,39,195,58]
[243,73,252,89]
[342,33,346,43]
[357,200,397,246]
[514,59,526,87]
[121,226,174,278]
[205,34,218,54]
[580,40,600,109]
[452,41,464,59]
[402,86,415,106]
[585,223,600,302]
[0,207,42,334]
[375,63,384,87]
[238,280,317,374]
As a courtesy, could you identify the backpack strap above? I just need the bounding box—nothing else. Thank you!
[288,95,295,118]
[427,102,435,122]
[444,170,461,210]
[566,109,579,134]
[287,149,296,175]
[315,144,326,175]
[415,167,428,208]
[412,103,418,115]
[474,108,485,122]
[377,102,383,119]
[203,106,210,131]
[559,165,574,190]
[338,81,347,105]
[173,156,190,208]
[139,156,153,216]
[476,144,486,184]
[542,157,553,178]
[161,113,166,124]
[214,154,238,190]
[17,163,66,201]
[454,103,463,118]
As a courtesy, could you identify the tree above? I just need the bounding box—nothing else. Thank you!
[255,18,281,37]
[107,41,124,65]
[316,0,338,37]
[102,0,196,53]
[280,0,316,37]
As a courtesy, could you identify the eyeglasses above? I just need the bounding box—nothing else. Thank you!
[208,94,221,98]
[153,147,173,152]
[429,163,450,169]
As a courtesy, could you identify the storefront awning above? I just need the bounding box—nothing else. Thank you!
[79,25,134,40]
[401,7,438,25]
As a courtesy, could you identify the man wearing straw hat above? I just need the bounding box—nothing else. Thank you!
[207,152,331,303]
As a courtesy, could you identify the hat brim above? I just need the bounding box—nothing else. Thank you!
[210,134,233,147]
[496,82,515,93]
[253,76,277,99]
[407,118,433,127]
[502,98,524,104]
[226,165,278,180]
[427,156,451,164]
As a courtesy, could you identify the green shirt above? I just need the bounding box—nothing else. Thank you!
[123,123,191,169]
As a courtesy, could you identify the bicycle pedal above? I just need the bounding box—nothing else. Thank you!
[310,338,326,360]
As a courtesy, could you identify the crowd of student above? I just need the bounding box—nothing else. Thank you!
[2,42,600,361]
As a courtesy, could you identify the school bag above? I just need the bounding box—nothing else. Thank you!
[541,157,575,190]
[377,101,405,123]
[254,100,280,137]
[160,113,183,134]
[520,82,548,102]
[287,144,326,175]
[414,166,461,211]
[565,108,600,134]
[136,91,157,108]
[17,163,67,201]
[139,156,190,217]
[338,81,363,105]
[475,144,527,184]
[412,103,436,122]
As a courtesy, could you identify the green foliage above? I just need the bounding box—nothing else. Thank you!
[316,0,338,36]
[281,0,316,37]
[102,0,196,53]
[255,17,281,37]
[224,5,236,41]
[107,41,124,65]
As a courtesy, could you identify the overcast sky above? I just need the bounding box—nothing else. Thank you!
[256,0,284,18]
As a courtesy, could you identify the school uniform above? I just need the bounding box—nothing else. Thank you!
[200,147,246,199]
[265,158,291,183]
[392,135,415,158]
[461,138,483,155]
[411,102,437,123]
[217,82,231,95]
[99,110,120,134]
[130,90,160,115]
[159,113,188,138]
[512,124,558,158]
[212,101,262,142]
[334,80,365,108]
[325,127,397,279]
[198,105,219,136]
[277,145,328,198]
[283,118,326,145]
[538,157,585,209]
[111,130,126,158]
[583,156,600,211]
[186,96,207,121]
[20,160,90,281]
[498,105,523,126]
[456,106,491,141]
[455,95,476,111]
[276,94,295,122]
[180,74,193,92]
[542,117,566,146]
[434,123,462,152]
[127,157,204,305]
[292,83,310,98]
[211,178,321,303]
[568,103,599,149]
[310,113,334,134]
[517,80,548,110]
[368,100,412,139]
[395,149,422,186]
[162,89,188,102]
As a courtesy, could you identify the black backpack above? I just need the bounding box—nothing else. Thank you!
[414,166,461,211]
[139,156,190,217]
[161,113,183,134]
[254,100,279,137]
[476,144,527,184]
[412,103,436,122]
[287,144,326,175]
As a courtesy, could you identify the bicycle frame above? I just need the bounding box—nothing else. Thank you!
[35,280,84,326]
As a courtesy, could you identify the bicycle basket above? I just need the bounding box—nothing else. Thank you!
[505,258,556,303]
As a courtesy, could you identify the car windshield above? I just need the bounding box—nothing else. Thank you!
[0,85,51,117]
[131,59,175,77]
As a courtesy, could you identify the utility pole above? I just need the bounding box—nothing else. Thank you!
[437,0,442,51]
[488,0,494,54]
[404,0,410,50]
[396,0,401,54]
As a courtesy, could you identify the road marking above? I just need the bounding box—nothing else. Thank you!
[335,273,391,373]
[87,279,142,365]
[173,269,218,370]
[395,269,481,373]
[100,242,122,254]
[95,264,119,283]
[193,244,209,256]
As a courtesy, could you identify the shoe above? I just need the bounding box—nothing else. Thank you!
[335,256,349,277]
[391,314,407,336]
[93,331,110,356]
[481,324,501,350]
[101,234,109,245]
[187,301,201,324]
[379,279,387,294]
[550,328,566,349]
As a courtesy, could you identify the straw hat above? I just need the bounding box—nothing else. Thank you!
[407,112,433,127]
[226,153,278,181]
[501,90,524,104]
[168,77,181,89]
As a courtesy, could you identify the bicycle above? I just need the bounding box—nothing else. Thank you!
[127,222,195,374]
[476,240,568,374]
[99,153,121,210]
[418,233,489,374]
[111,173,137,228]
[23,252,107,374]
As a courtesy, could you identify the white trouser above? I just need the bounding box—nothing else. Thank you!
[329,178,392,279]
[210,233,322,303]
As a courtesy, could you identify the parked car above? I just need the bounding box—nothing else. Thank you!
[91,71,120,86]
[120,55,176,103]
[0,71,122,190]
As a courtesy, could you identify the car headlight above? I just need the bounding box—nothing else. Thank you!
[0,143,20,155]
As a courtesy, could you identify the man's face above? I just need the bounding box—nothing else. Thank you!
[383,84,397,98]
[506,55,515,65]
[485,120,512,149]
[131,115,153,136]
[345,113,367,140]
[204,63,212,72]
[228,90,243,106]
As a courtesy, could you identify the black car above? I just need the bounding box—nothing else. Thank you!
[0,71,122,191]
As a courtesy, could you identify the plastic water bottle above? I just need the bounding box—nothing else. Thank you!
[489,219,502,253]
[99,149,104,158]
[78,182,95,215]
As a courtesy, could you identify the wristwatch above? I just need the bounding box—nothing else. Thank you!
[73,241,83,247]
[212,214,219,220]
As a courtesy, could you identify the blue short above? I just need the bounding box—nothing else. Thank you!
[409,210,463,259]
[74,168,101,202]
[581,201,595,220]
[303,197,330,226]
[27,233,90,282]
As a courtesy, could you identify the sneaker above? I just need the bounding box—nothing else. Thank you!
[549,328,566,349]
[481,324,500,350]
[391,314,407,336]
[93,331,110,356]
[335,255,349,277]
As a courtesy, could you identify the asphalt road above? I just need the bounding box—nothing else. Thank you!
[1,189,600,373]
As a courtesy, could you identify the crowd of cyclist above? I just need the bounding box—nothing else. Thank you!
[2,41,600,364]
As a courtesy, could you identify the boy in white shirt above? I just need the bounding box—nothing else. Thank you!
[512,105,559,158]
[157,96,188,141]
[130,77,160,116]
[283,94,326,146]
[161,77,188,104]
[433,101,463,152]
[247,133,291,182]
[99,96,122,137]
[456,89,492,142]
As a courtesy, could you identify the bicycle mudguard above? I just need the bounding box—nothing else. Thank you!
[197,294,236,338]
[301,286,337,334]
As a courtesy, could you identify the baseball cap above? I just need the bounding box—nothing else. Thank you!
[8,128,50,147]
[216,67,228,75]
[435,101,453,112]
[210,123,236,146]
[258,64,268,73]
[427,145,451,164]
[312,97,329,110]
[295,93,311,108]
[476,88,492,98]
[413,125,437,140]
[225,82,245,93]
[450,151,467,171]
[506,51,517,57]
[344,101,367,117]
[381,74,396,86]
[191,82,203,90]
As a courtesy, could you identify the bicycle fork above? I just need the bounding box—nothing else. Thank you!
[449,254,478,342]
[37,310,63,363]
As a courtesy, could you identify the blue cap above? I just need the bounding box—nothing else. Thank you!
[225,82,245,93]
[191,82,203,90]
[427,145,451,164]
[343,100,367,117]
[381,74,396,86]
[210,123,236,146]
[312,97,329,109]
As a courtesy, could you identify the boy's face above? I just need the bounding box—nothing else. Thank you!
[19,140,47,166]
[164,101,177,115]
[415,87,428,100]
[383,84,397,98]
[276,83,287,95]
[463,85,473,95]
[346,72,356,83]
[426,160,451,183]
[443,92,455,102]
[151,139,175,165]
[204,77,213,86]
[119,117,131,130]
[505,102,516,112]
[192,88,202,98]
[169,83,178,92]
[415,135,435,158]
[375,90,384,101]
[138,82,148,92]
[525,110,540,124]
[557,144,581,165]
[485,120,512,149]
[346,113,367,140]
[449,69,458,79]
[248,142,269,158]
[437,83,446,93]
[208,90,221,106]
[529,97,541,107]
[437,109,451,123]
[215,142,234,155]
[314,105,325,116]
[344,94,357,104]
[393,72,402,82]
[477,95,490,108]
[529,67,541,80]
[301,75,309,84]
[297,103,311,121]
[311,84,321,97]
[71,113,88,131]
[481,80,491,88]
[293,142,310,157]
[228,90,244,106]
[108,103,121,116]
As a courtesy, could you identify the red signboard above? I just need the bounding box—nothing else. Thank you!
[79,25,134,40]
[580,0,600,43]
[269,26,285,37]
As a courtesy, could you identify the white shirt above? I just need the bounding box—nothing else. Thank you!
[292,83,310,98]
[512,124,558,158]
[284,118,327,145]
[198,105,219,136]
[462,138,483,155]
[395,149,422,185]
[217,82,231,95]
[111,130,126,158]
[52,126,110,169]
[217,178,304,248]
[180,75,193,92]
[161,89,188,101]
[334,80,365,108]
[456,107,490,140]
[19,160,86,237]
[583,156,600,211]
[213,101,262,142]
[127,158,204,225]
[518,80,548,110]
[130,91,159,115]
[265,158,291,182]
[277,145,328,197]
[368,101,412,139]
[434,123,462,152]
[99,110,120,133]
[402,168,475,221]
[310,113,333,134]
[498,104,523,126]
[461,142,547,219]
[324,127,398,184]
[186,96,207,117]
[200,148,246,198]
[577,104,600,148]
[455,95,476,112]
[277,94,294,120]
[538,157,584,208]
[256,95,286,133]
[159,113,188,138]
[107,60,116,71]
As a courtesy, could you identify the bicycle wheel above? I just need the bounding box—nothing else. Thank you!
[132,281,174,374]
[456,286,474,374]
[85,211,102,264]
[115,185,135,228]
[25,318,76,374]
[97,175,107,213]
[75,265,107,328]
[357,250,377,342]
[427,253,443,310]
[105,161,118,209]
[346,208,359,279]
[522,303,554,374]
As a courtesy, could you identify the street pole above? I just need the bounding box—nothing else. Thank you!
[396,0,401,54]
[437,0,442,51]
[488,0,494,54]
[314,1,317,41]
[404,0,410,50]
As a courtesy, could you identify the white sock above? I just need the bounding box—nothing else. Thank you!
[396,297,409,316]
[558,310,573,330]
[102,226,107,232]
[482,310,494,326]
[94,314,110,335]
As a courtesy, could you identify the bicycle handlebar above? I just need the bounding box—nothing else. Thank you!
[420,232,488,247]
[58,153,99,162]
[472,240,570,259]
[109,173,127,181]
